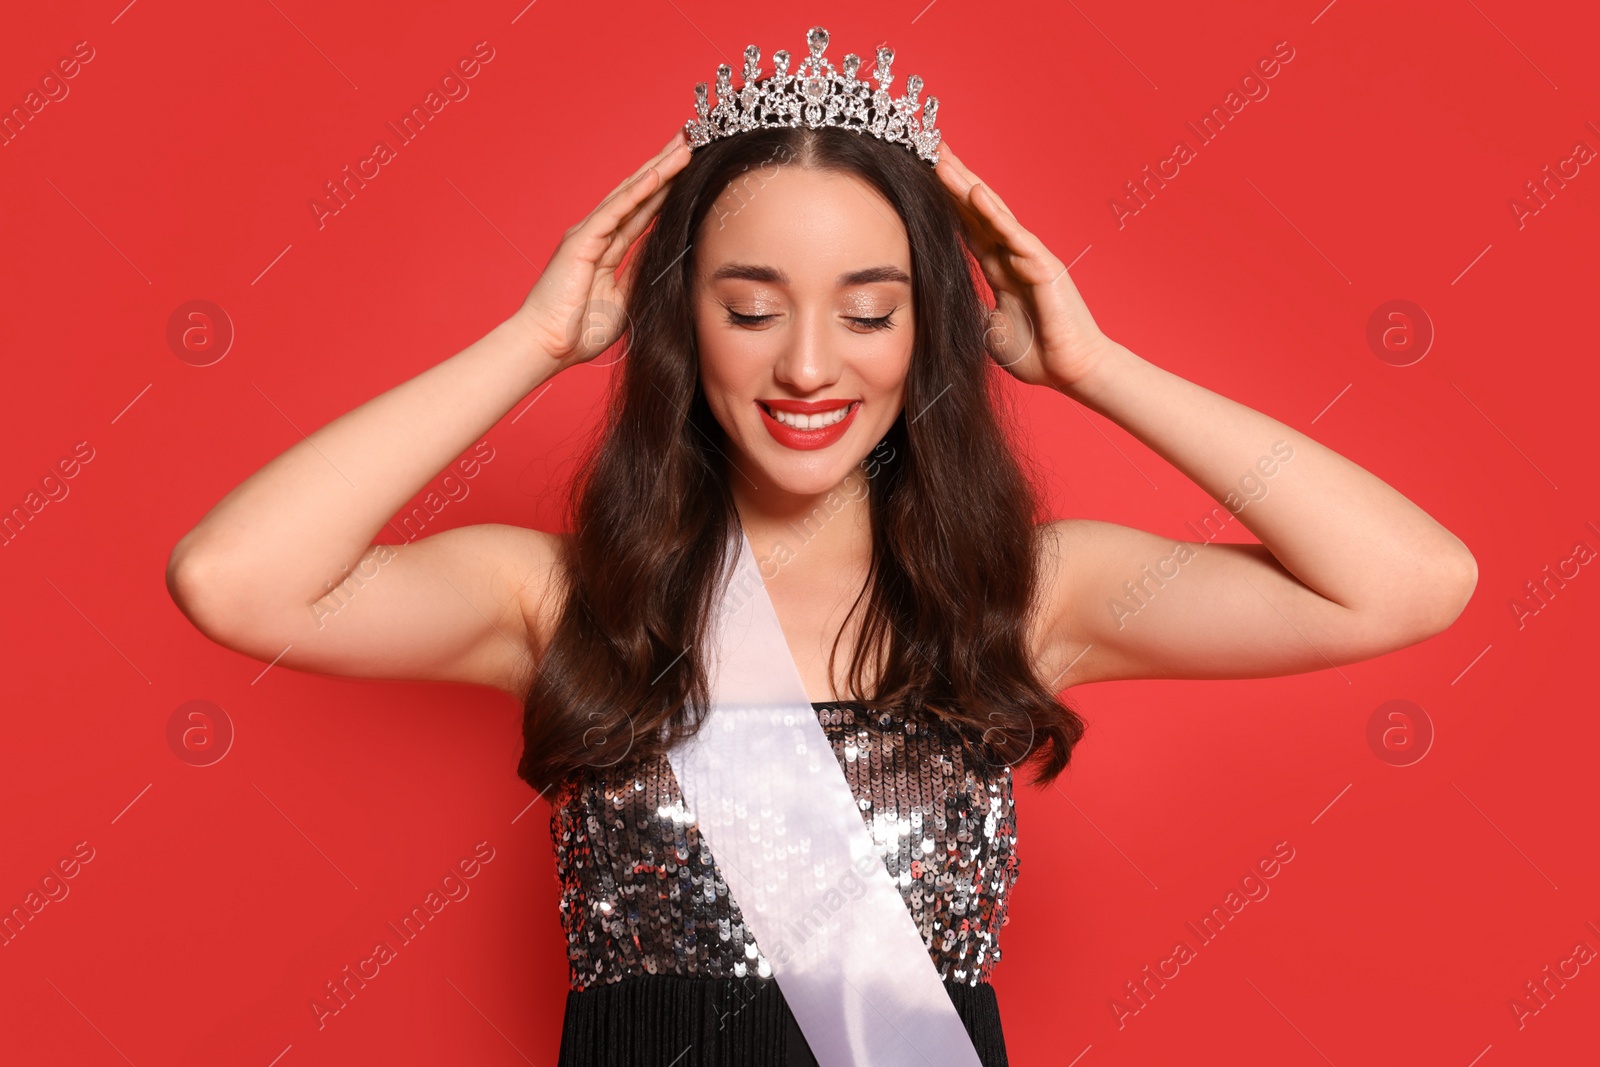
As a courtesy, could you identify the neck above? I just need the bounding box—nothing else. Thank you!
[727,461,874,577]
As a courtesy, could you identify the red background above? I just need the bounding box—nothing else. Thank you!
[3,0,1597,1064]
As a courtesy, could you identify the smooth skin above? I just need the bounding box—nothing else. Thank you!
[165,128,1478,707]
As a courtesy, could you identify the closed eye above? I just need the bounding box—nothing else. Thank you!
[722,309,899,331]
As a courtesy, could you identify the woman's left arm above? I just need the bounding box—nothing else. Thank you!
[936,142,1478,687]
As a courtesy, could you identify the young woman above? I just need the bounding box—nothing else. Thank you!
[165,29,1476,1067]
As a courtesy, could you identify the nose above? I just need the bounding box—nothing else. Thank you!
[771,306,843,394]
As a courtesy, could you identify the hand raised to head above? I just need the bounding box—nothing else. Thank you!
[512,129,693,372]
[934,140,1112,390]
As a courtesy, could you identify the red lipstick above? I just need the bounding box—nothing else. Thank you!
[761,398,857,413]
[756,399,860,451]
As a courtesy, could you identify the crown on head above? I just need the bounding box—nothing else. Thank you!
[682,25,943,165]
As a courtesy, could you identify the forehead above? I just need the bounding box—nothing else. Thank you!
[694,166,910,284]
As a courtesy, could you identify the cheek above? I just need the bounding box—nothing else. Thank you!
[863,339,914,397]
[696,338,737,391]
[694,342,755,427]
[695,319,770,392]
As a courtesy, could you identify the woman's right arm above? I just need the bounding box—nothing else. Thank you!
[166,316,564,700]
[165,130,691,701]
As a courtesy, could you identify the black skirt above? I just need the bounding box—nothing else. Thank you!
[557,973,1010,1066]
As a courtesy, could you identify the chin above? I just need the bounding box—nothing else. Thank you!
[753,459,861,498]
[738,425,882,499]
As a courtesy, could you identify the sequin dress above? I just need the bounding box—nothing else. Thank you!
[549,700,1017,1066]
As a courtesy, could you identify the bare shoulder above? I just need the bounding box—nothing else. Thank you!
[508,525,571,672]
[1028,518,1110,690]
[348,522,572,703]
[463,523,570,703]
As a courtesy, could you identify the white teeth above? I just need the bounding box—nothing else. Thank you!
[767,403,854,430]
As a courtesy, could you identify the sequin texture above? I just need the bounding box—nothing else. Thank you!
[550,701,1019,990]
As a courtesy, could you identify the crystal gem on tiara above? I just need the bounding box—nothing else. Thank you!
[682,25,943,165]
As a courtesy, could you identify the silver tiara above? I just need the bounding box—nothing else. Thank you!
[682,26,942,165]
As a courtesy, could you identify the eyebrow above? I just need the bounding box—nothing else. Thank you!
[706,262,912,287]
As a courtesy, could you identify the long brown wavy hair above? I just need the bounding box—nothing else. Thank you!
[517,125,1086,796]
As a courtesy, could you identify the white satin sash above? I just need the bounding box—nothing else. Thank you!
[665,528,984,1066]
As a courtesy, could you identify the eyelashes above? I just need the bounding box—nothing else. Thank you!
[721,307,900,332]
[848,312,897,331]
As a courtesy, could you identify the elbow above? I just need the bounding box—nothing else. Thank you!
[1361,548,1477,647]
[166,534,225,638]
[165,532,197,608]
[1414,548,1479,637]
[1440,548,1478,624]
[166,532,260,645]
[166,527,217,612]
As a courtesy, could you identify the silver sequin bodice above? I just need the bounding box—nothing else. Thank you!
[550,700,1020,991]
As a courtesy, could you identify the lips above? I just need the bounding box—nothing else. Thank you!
[761,398,858,415]
[757,399,860,451]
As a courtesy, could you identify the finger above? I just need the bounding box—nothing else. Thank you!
[936,142,1037,284]
[597,177,674,274]
[956,211,1001,272]
[615,245,646,307]
[593,145,682,230]
[974,182,1016,225]
[956,193,1056,298]
[610,161,689,296]
[936,141,982,196]
[968,182,1023,241]
[957,180,1058,277]
[576,132,690,237]
[616,223,663,303]
[576,143,690,253]
[938,160,996,246]
[943,148,1011,216]
[972,243,1009,292]
[602,128,689,204]
[612,177,673,258]
[935,153,980,210]
[936,152,1008,258]
[940,142,1023,226]
[950,186,1003,263]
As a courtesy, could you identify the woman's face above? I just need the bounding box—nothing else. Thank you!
[690,164,914,501]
